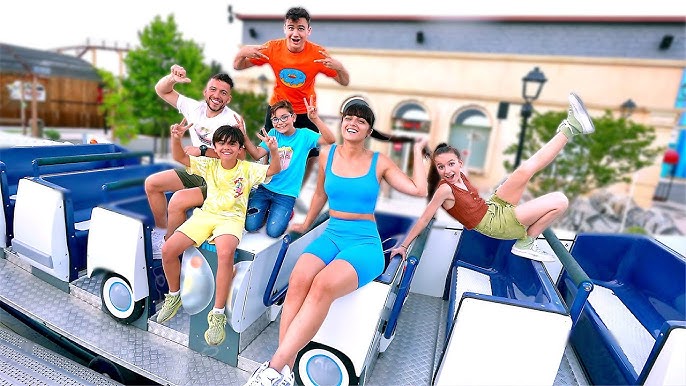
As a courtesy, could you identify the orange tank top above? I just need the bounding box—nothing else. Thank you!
[440,174,488,229]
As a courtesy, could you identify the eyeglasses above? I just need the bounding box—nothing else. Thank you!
[270,114,292,124]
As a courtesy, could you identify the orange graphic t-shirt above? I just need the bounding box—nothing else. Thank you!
[250,39,338,114]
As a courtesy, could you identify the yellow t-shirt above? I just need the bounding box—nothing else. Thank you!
[187,157,269,221]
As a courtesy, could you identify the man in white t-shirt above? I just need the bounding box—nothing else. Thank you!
[145,64,240,257]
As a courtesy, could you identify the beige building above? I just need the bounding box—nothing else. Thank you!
[233,14,685,207]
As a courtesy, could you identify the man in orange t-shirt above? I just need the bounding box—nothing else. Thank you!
[233,7,350,174]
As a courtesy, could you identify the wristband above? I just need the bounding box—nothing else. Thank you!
[400,244,408,250]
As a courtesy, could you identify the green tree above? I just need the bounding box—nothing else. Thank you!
[503,110,662,200]
[101,17,267,148]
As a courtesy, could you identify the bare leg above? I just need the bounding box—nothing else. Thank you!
[167,188,204,240]
[514,192,569,237]
[279,254,326,345]
[160,231,195,292]
[212,234,239,308]
[145,170,184,228]
[496,132,569,205]
[270,260,358,371]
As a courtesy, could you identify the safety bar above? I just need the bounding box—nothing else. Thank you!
[101,177,146,202]
[542,228,593,327]
[32,151,154,176]
[263,211,330,307]
[383,218,435,339]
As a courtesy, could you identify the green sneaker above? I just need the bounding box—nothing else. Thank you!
[559,92,595,138]
[204,312,227,346]
[511,236,555,262]
[156,293,181,323]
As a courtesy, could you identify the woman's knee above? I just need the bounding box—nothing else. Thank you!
[552,192,569,211]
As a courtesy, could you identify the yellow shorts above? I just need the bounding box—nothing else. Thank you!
[176,208,244,246]
[473,194,527,240]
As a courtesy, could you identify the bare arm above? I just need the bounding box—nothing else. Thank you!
[290,148,329,232]
[233,45,269,70]
[382,138,429,197]
[303,96,336,145]
[235,114,268,160]
[257,128,281,177]
[314,50,350,86]
[391,184,452,259]
[155,64,191,107]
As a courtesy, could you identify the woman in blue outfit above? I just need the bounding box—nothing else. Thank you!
[245,102,429,386]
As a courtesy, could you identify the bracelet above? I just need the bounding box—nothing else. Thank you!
[400,244,408,250]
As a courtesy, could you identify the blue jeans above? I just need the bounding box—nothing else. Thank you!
[245,185,296,238]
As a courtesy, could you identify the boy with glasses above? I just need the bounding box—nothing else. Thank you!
[239,98,335,237]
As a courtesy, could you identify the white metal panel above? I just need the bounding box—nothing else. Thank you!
[644,327,686,386]
[411,226,462,297]
[12,178,69,280]
[435,297,572,386]
[87,207,147,300]
[311,281,390,375]
[588,285,655,374]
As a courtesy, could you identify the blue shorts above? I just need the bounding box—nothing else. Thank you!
[303,217,384,288]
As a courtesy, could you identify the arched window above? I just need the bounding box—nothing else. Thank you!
[448,108,492,170]
[392,102,430,133]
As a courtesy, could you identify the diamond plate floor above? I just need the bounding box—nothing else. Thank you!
[368,293,444,386]
[0,256,250,386]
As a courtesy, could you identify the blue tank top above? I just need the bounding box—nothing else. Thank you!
[324,144,380,214]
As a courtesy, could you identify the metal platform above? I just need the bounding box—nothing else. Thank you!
[1,249,587,385]
[0,323,120,385]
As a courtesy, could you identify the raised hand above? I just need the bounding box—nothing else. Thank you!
[414,136,431,157]
[257,127,278,151]
[304,95,319,121]
[241,44,269,61]
[234,113,247,136]
[313,50,343,71]
[171,118,192,139]
[169,64,191,84]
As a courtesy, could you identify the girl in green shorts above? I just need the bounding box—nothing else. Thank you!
[393,92,595,262]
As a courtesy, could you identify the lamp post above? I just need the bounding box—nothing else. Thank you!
[514,67,547,168]
[620,98,637,118]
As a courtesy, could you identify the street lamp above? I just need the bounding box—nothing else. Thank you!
[620,98,637,118]
[514,67,547,168]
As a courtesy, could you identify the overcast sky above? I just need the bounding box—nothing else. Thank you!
[2,0,684,75]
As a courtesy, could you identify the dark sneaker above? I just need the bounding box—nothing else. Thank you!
[156,293,181,323]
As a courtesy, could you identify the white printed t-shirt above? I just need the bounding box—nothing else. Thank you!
[176,94,239,147]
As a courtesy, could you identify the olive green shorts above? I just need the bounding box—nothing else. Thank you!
[473,194,527,240]
[174,168,207,199]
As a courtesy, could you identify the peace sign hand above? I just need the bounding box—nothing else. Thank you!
[313,50,342,71]
[257,127,278,151]
[234,113,247,136]
[171,118,192,139]
[304,96,318,121]
[169,64,191,84]
[241,45,269,61]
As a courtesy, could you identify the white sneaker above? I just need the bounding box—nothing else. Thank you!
[511,237,556,262]
[151,228,166,259]
[278,365,295,386]
[244,361,283,386]
[567,92,595,135]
